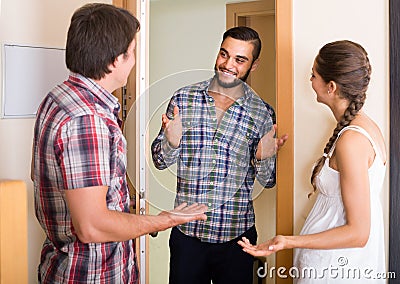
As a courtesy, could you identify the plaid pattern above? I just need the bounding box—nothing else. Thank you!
[32,73,138,283]
[151,78,276,243]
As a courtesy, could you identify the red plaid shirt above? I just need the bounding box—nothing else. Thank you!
[32,73,138,283]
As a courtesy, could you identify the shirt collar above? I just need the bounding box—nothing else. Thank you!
[204,77,254,107]
[67,72,120,113]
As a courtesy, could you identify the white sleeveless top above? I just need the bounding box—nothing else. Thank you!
[293,125,386,283]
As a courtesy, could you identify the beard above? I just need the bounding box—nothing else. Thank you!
[213,65,252,88]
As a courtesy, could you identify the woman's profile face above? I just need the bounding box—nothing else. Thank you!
[310,61,329,104]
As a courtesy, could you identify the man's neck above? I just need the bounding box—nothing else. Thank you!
[209,78,245,101]
[94,76,118,94]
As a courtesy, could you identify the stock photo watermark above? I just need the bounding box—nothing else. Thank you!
[256,257,396,280]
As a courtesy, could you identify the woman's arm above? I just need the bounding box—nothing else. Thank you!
[239,130,373,256]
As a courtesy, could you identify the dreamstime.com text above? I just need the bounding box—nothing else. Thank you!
[257,257,396,280]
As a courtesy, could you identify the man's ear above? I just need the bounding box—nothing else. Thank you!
[110,53,124,70]
[250,58,260,72]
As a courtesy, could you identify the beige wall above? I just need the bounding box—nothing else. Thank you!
[0,0,111,283]
[293,0,389,265]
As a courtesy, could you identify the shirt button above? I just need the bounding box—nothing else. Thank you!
[210,181,214,186]
[212,160,216,164]
[208,203,212,207]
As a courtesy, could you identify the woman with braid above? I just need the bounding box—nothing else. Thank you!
[238,40,387,283]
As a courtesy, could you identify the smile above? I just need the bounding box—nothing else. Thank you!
[220,69,237,78]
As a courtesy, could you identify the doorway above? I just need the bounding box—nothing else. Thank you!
[115,0,293,283]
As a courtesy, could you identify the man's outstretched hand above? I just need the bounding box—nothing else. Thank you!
[159,203,208,227]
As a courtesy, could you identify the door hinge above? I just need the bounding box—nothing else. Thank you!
[122,86,127,121]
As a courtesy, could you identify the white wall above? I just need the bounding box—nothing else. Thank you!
[0,1,111,283]
[293,0,389,264]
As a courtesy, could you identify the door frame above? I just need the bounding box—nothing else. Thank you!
[389,0,399,282]
[227,1,294,282]
[113,1,150,283]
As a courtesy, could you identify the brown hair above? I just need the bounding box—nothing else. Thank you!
[310,40,371,196]
[222,26,261,62]
[66,3,140,80]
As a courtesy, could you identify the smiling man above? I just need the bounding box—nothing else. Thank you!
[151,26,287,284]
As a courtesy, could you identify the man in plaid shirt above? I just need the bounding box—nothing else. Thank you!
[151,27,288,284]
[32,4,207,283]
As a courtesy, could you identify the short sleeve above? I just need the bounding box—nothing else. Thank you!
[56,115,111,189]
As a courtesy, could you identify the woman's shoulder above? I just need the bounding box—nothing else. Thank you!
[340,115,386,163]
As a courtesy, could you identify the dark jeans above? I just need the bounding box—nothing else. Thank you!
[169,226,257,284]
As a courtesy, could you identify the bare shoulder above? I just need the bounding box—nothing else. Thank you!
[336,128,372,153]
[343,113,387,163]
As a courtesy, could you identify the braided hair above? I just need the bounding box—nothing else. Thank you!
[309,40,372,197]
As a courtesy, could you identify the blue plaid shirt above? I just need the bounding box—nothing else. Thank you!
[151,78,276,243]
